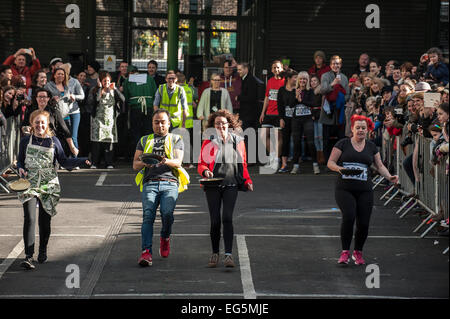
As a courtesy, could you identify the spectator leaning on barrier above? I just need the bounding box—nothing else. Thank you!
[3,48,41,89]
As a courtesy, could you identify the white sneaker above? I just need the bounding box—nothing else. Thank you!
[270,158,280,171]
[291,164,299,174]
[107,165,114,169]
[91,165,97,169]
[313,163,320,175]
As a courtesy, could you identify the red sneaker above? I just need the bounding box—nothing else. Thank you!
[338,250,351,264]
[138,249,152,267]
[159,237,170,258]
[352,250,366,265]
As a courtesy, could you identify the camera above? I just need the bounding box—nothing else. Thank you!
[16,94,25,102]
[375,96,382,108]
[401,135,413,147]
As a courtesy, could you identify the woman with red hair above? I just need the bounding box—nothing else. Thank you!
[327,114,398,265]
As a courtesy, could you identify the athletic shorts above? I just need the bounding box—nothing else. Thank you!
[261,115,280,128]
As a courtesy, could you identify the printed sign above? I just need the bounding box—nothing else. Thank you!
[424,93,441,108]
[104,55,116,72]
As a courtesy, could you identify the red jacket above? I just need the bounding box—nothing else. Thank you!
[198,135,252,187]
[3,55,41,89]
[308,64,331,80]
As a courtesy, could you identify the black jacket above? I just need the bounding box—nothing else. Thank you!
[152,73,166,88]
[237,73,259,121]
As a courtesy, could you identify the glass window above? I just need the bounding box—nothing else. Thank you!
[133,0,167,13]
[210,0,238,16]
[211,20,237,31]
[97,0,124,11]
[210,31,236,57]
[133,18,168,28]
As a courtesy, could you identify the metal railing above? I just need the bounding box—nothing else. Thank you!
[374,127,449,254]
[0,115,21,193]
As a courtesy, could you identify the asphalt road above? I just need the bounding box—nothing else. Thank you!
[0,162,448,303]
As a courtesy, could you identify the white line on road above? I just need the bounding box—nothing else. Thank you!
[115,233,439,239]
[236,235,256,299]
[0,240,24,280]
[95,172,107,186]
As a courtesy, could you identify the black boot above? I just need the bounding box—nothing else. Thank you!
[38,248,47,264]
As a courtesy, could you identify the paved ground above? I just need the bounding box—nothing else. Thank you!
[0,162,448,303]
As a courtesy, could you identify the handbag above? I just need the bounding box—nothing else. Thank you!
[56,97,72,119]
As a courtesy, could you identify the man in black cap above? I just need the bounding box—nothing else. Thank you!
[86,60,101,88]
[381,85,395,108]
[46,56,63,81]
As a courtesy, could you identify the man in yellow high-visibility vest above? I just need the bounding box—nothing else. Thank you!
[133,109,188,267]
[177,72,196,168]
[153,70,189,129]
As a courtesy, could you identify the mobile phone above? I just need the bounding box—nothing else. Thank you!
[336,74,341,80]
[24,49,32,55]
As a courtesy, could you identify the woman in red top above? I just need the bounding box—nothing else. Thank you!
[198,110,253,268]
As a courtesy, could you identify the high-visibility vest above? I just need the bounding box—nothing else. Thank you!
[159,84,183,128]
[135,133,190,193]
[181,83,194,129]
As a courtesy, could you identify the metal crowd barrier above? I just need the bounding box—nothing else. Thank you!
[0,115,21,193]
[374,127,449,254]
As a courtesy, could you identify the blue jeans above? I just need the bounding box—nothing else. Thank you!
[313,120,323,152]
[64,112,81,149]
[141,181,179,253]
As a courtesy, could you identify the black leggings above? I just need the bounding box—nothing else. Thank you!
[281,118,292,157]
[23,197,52,257]
[292,117,316,163]
[335,188,373,251]
[204,186,238,254]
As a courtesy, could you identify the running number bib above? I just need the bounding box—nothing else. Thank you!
[295,104,312,117]
[285,106,294,118]
[341,162,368,181]
[268,89,278,101]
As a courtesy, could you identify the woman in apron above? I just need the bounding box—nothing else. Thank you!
[17,109,90,269]
[88,71,124,169]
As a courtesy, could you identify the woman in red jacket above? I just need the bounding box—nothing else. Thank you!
[198,110,253,268]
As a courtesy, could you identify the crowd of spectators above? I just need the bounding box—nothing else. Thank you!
[0,46,448,231]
